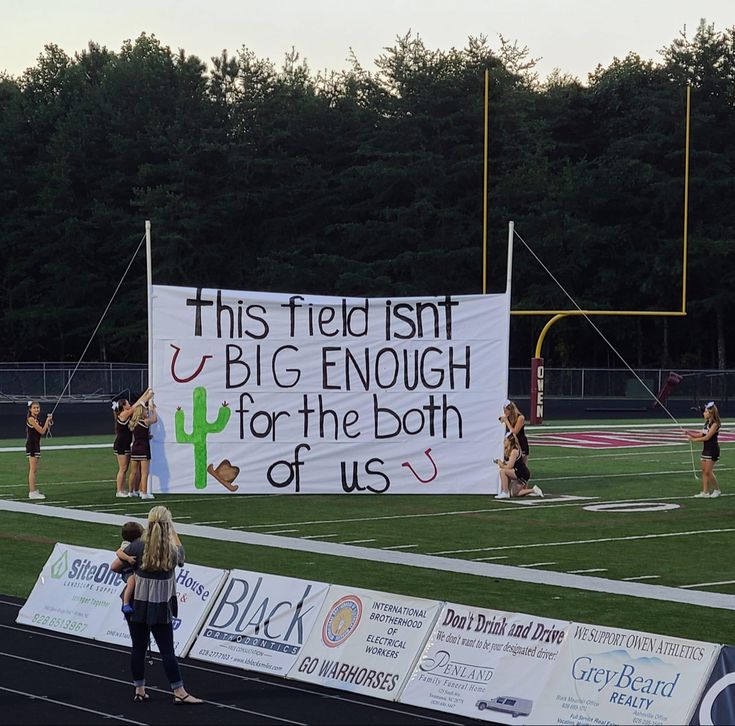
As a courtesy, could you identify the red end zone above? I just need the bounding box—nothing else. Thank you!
[528,427,735,449]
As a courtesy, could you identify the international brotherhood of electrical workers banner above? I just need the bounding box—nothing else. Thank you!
[149,285,510,494]
[527,621,720,725]
[286,585,443,699]
[398,602,570,722]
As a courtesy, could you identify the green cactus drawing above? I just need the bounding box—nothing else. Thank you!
[175,387,231,489]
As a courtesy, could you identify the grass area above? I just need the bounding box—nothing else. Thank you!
[1,419,733,646]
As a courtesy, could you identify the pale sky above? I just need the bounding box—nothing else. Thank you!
[2,0,733,82]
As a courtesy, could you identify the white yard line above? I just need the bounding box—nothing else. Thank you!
[383,544,418,550]
[519,562,556,568]
[3,499,735,612]
[623,575,661,581]
[567,568,607,574]
[190,520,227,525]
[428,527,735,555]
[679,580,735,589]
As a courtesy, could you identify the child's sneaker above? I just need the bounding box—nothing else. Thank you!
[139,492,155,500]
[692,491,710,498]
[532,485,544,497]
[115,491,130,498]
[28,490,46,500]
[121,603,135,615]
[710,489,721,498]
[495,491,510,499]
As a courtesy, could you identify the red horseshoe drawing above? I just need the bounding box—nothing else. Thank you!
[169,344,213,383]
[401,448,438,483]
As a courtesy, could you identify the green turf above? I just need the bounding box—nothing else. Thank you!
[1,419,733,646]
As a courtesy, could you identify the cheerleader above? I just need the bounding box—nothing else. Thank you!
[112,388,153,498]
[26,401,53,500]
[495,433,543,499]
[500,400,530,462]
[688,401,722,498]
[128,396,158,500]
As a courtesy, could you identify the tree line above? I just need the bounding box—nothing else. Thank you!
[0,21,732,368]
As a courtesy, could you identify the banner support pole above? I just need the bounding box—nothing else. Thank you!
[145,220,153,391]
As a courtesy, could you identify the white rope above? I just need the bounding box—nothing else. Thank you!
[48,233,147,422]
[512,228,700,480]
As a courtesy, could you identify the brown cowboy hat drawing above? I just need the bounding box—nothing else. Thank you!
[207,459,240,492]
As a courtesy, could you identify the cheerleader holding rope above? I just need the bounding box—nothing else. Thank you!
[26,401,53,500]
[687,401,723,499]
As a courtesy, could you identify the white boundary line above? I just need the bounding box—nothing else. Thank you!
[2,499,735,612]
[0,685,145,724]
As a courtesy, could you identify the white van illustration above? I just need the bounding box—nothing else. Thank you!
[475,696,533,718]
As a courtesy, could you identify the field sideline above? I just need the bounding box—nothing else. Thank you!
[0,418,733,647]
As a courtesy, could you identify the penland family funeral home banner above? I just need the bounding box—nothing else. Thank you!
[149,286,510,495]
[399,602,570,723]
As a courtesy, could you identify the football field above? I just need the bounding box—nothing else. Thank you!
[1,418,732,647]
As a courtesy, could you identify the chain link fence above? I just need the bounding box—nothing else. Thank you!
[0,363,730,406]
[0,363,148,403]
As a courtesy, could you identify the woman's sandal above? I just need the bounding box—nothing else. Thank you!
[173,693,203,705]
[133,692,149,703]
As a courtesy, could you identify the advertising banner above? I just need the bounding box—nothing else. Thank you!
[188,570,330,676]
[690,645,735,726]
[16,543,126,639]
[399,603,570,722]
[149,285,510,494]
[93,561,227,657]
[287,585,442,700]
[529,622,720,725]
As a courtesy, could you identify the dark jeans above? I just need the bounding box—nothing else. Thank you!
[128,620,183,689]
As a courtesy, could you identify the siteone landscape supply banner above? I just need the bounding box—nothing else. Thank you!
[149,286,510,494]
[528,621,720,725]
[287,585,442,699]
[188,570,330,676]
[399,603,570,723]
[17,543,128,639]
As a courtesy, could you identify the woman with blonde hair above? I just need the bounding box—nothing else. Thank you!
[111,506,202,705]
[687,401,723,498]
[495,433,543,500]
[128,395,158,500]
[112,388,153,498]
[500,400,529,462]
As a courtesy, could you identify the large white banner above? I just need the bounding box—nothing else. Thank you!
[17,543,128,638]
[94,562,228,657]
[529,621,720,725]
[189,570,330,676]
[399,603,570,723]
[287,585,442,700]
[149,286,510,494]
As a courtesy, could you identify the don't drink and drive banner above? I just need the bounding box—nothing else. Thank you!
[17,542,227,657]
[287,585,442,700]
[399,602,570,722]
[149,285,510,494]
[528,621,720,725]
